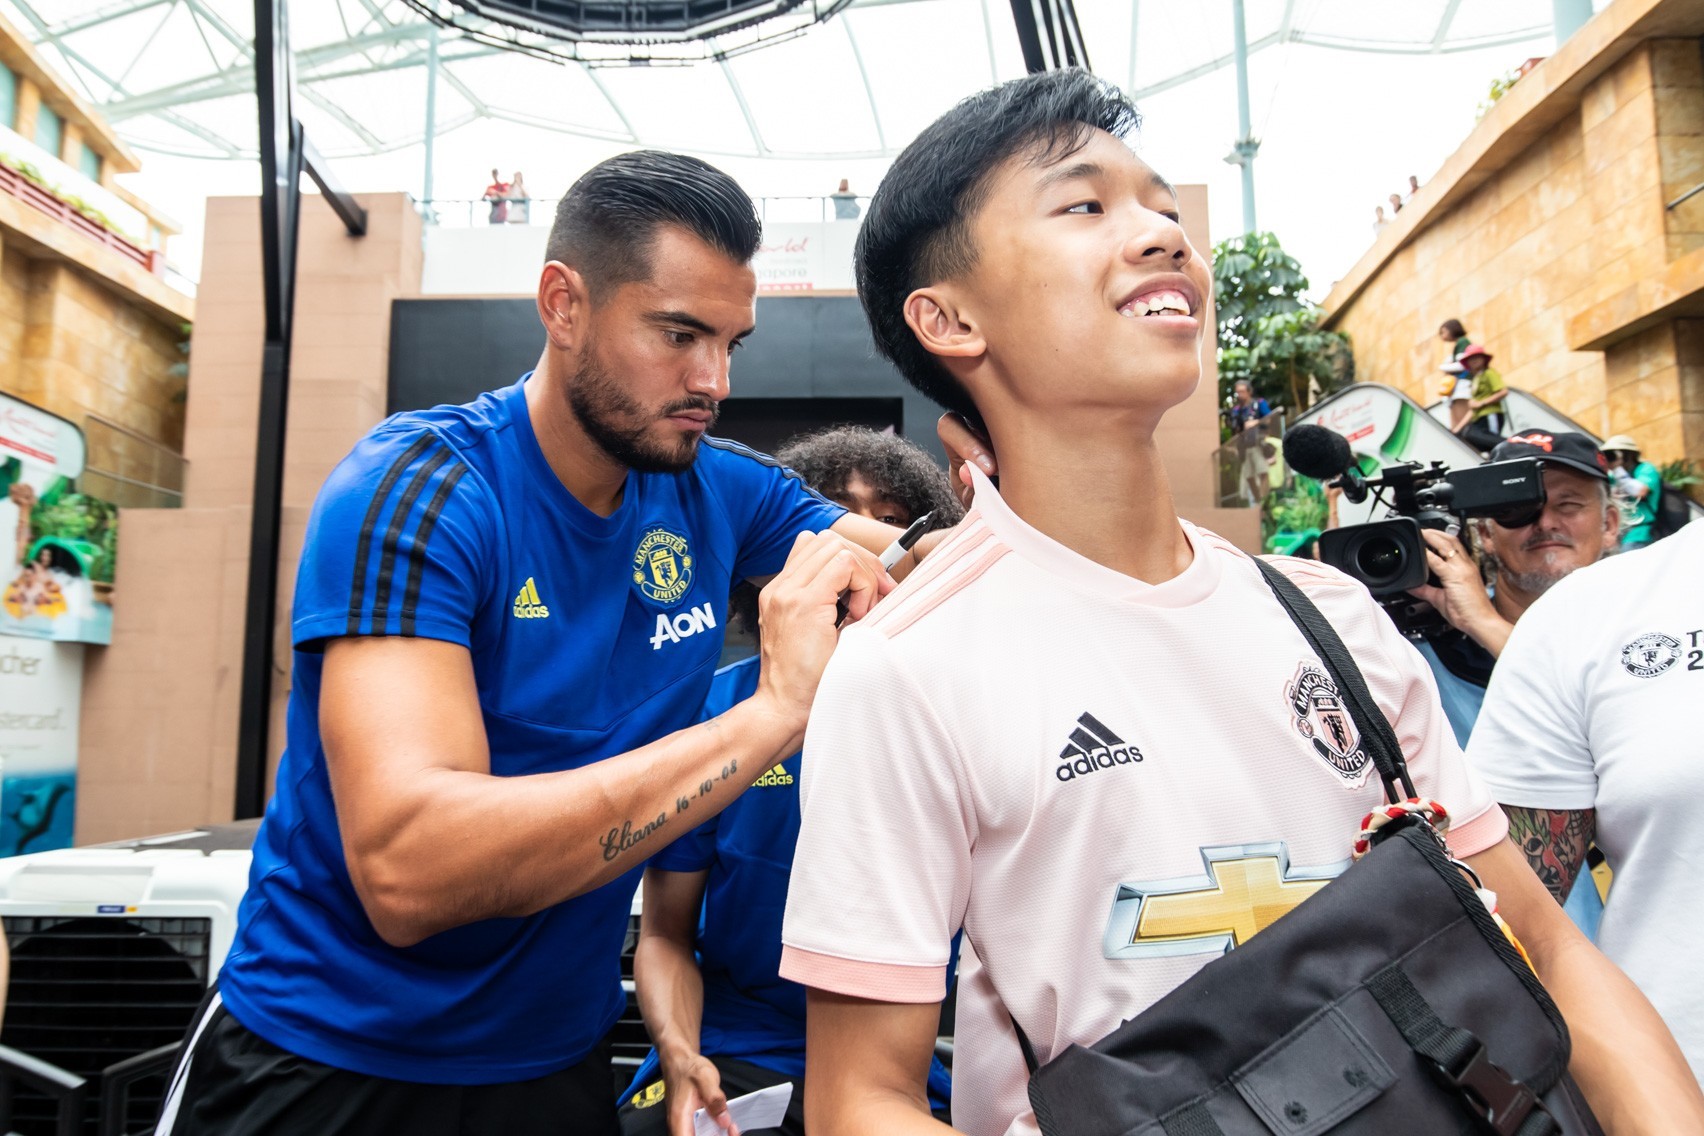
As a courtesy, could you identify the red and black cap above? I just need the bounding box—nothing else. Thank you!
[1491,431,1609,481]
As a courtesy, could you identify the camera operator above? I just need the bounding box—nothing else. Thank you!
[1406,431,1618,936]
[1406,432,1619,745]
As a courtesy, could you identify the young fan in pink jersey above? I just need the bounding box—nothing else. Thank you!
[778,69,1704,1135]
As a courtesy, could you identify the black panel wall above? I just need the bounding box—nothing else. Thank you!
[387,296,949,463]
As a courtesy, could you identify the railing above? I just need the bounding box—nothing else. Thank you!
[417,194,871,228]
[0,162,164,277]
[1211,408,1290,510]
[82,415,185,509]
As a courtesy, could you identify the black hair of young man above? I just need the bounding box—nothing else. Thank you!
[854,69,1141,423]
[728,427,964,634]
[546,150,762,299]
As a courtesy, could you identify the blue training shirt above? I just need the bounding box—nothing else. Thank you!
[218,376,845,1084]
[624,656,955,1110]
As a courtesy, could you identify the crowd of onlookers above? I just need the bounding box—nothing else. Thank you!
[1373,174,1422,233]
[1433,316,1666,546]
[481,168,532,225]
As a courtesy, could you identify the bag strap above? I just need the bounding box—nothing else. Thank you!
[1367,965,1558,1136]
[1253,558,1417,804]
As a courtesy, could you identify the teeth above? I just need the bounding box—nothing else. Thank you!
[1121,290,1191,317]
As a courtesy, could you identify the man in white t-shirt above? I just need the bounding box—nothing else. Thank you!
[778,69,1704,1135]
[1467,515,1703,1082]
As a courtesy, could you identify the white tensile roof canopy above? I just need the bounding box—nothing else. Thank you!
[8,0,1575,163]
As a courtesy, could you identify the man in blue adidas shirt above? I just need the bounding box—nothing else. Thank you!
[159,152,947,1136]
[618,428,964,1136]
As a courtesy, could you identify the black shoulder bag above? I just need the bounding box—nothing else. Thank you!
[1014,559,1603,1136]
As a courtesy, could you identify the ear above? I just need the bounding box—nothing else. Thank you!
[1602,493,1621,549]
[537,261,591,352]
[903,288,985,364]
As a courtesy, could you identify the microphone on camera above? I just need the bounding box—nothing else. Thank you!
[1283,424,1369,503]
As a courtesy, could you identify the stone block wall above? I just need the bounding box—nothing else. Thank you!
[0,241,186,450]
[1325,28,1704,469]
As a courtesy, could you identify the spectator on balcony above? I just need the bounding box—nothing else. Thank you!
[1601,434,1663,550]
[1439,317,1472,412]
[1227,379,1275,505]
[483,168,510,225]
[832,178,860,221]
[1373,205,1389,234]
[506,172,531,226]
[1388,191,1403,215]
[1453,344,1507,453]
[1407,174,1421,199]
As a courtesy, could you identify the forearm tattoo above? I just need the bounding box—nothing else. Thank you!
[1504,806,1596,905]
[597,758,740,863]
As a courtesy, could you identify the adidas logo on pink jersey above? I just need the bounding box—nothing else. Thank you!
[1056,712,1145,783]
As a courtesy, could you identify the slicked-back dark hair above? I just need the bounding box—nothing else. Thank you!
[728,426,964,634]
[1440,318,1467,340]
[546,150,762,298]
[855,69,1141,421]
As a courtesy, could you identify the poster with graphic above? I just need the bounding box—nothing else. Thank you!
[0,392,116,644]
[0,638,81,855]
[1292,383,1484,530]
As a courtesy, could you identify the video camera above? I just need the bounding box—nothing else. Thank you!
[1282,424,1546,638]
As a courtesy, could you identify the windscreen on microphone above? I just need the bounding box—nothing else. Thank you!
[1282,424,1356,482]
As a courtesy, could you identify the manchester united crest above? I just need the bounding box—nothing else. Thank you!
[1286,662,1370,785]
[632,527,694,606]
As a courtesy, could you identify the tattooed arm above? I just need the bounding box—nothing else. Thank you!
[323,530,891,948]
[1503,805,1596,904]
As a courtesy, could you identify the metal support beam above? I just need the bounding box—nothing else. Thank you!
[1228,0,1258,234]
[237,0,365,821]
[423,23,439,208]
[1552,0,1592,44]
[1008,0,1088,73]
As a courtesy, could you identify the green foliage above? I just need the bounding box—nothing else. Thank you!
[1657,459,1701,488]
[1477,68,1521,121]
[1260,474,1329,549]
[1212,231,1354,415]
[30,493,119,583]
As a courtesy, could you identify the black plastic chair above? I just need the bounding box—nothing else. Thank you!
[99,1043,181,1136]
[0,1042,87,1136]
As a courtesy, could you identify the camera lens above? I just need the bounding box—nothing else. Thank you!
[1354,535,1407,585]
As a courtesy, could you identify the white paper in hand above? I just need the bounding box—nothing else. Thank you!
[692,1081,794,1136]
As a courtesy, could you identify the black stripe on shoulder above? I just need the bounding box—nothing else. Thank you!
[370,447,454,632]
[347,433,436,635]
[701,435,838,509]
[399,461,470,637]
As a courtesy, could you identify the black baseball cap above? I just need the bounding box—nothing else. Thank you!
[1491,431,1609,481]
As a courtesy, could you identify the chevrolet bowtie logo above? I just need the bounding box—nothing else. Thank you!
[1102,843,1347,960]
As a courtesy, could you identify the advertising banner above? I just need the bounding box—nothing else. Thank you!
[0,638,81,855]
[752,222,858,293]
[0,392,116,644]
[1293,383,1484,529]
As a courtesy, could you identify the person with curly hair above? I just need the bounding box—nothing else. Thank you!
[723,427,965,636]
[622,425,961,1136]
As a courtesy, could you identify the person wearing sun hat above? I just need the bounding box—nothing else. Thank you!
[1600,433,1662,550]
[1452,344,1508,453]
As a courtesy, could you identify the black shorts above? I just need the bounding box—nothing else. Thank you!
[156,986,619,1136]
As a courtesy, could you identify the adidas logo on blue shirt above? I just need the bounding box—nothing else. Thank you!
[513,577,549,618]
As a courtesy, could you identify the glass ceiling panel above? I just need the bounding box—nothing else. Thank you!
[594,62,756,154]
[2,0,1605,166]
[447,52,633,140]
[729,20,880,155]
[850,0,1009,147]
